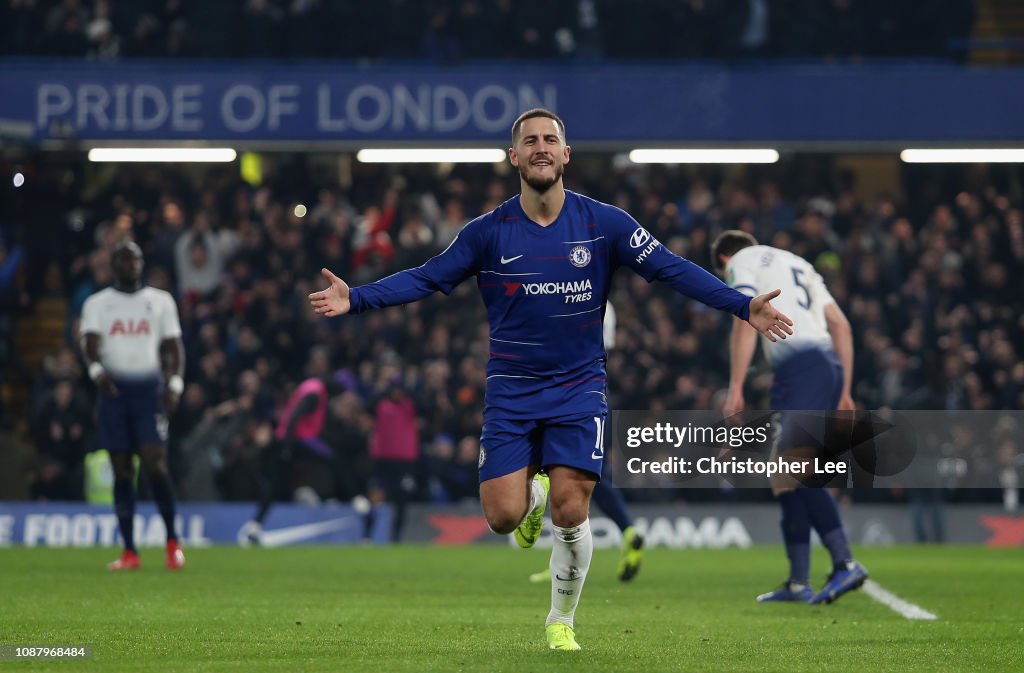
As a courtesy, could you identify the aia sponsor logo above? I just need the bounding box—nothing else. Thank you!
[109,319,151,336]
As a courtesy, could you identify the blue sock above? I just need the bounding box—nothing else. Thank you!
[778,491,810,584]
[591,481,633,532]
[148,471,179,542]
[802,489,852,570]
[113,478,136,552]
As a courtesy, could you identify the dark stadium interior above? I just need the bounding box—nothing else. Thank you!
[0,0,979,62]
[0,0,1022,523]
[3,150,1022,507]
[5,3,1024,671]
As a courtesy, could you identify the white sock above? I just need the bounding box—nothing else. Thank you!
[546,518,593,629]
[529,477,546,513]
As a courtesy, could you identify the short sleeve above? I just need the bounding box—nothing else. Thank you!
[807,270,836,308]
[159,292,183,339]
[80,295,101,335]
[726,251,760,298]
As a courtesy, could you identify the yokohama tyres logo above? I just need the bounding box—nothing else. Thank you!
[502,279,593,296]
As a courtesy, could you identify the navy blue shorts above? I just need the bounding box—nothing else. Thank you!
[96,377,167,453]
[479,413,606,483]
[771,347,843,452]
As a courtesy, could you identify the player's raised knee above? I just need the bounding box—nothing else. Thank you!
[484,509,523,535]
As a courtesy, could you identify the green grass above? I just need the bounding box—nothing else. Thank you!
[1,545,1021,672]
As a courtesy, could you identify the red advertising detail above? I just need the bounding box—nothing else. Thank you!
[427,515,492,546]
[980,516,1024,547]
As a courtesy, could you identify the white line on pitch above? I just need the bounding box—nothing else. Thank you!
[862,580,938,621]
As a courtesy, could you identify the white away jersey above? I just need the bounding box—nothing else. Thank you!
[726,245,835,366]
[80,287,182,377]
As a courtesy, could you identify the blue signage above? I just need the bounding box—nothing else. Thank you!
[0,502,391,547]
[0,60,1022,144]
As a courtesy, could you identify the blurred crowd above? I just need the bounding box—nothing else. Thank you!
[1,0,976,62]
[3,151,1021,512]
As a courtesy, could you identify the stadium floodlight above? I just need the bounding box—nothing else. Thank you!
[355,148,506,163]
[900,149,1024,163]
[87,147,238,163]
[628,149,780,164]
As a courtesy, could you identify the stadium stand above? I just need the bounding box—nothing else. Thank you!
[0,0,980,62]
[2,151,1021,505]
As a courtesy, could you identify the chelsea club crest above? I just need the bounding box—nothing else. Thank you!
[569,245,592,268]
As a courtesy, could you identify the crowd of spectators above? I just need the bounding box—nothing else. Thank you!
[1,0,976,63]
[5,150,1021,509]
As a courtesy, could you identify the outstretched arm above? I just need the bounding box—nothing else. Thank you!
[309,268,352,317]
[608,214,793,340]
[309,223,482,317]
[746,289,794,343]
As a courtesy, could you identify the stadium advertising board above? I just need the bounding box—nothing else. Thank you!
[2,503,1017,548]
[406,505,1023,548]
[1,62,1022,143]
[0,503,391,547]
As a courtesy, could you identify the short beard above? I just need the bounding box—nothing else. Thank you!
[519,163,563,194]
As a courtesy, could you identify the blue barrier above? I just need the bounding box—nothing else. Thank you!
[1,60,1022,144]
[0,502,391,547]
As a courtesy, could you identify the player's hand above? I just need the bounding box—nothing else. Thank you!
[97,372,119,397]
[308,268,351,317]
[163,389,180,416]
[837,393,856,411]
[723,389,745,417]
[747,289,794,342]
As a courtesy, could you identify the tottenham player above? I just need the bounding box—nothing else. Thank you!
[712,230,868,605]
[310,109,793,650]
[80,241,186,571]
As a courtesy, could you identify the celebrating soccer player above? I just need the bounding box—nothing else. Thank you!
[712,230,869,605]
[310,109,792,650]
[80,241,186,571]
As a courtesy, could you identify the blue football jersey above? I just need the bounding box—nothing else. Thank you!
[350,190,751,420]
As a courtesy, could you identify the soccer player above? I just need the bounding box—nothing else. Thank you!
[80,241,186,571]
[310,109,793,650]
[528,461,646,584]
[712,230,868,605]
[531,304,645,584]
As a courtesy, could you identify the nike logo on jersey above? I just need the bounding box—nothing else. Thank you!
[592,450,604,460]
[500,255,523,264]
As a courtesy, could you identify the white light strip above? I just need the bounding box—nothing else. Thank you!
[355,148,506,163]
[900,149,1024,163]
[629,149,779,164]
[87,147,238,163]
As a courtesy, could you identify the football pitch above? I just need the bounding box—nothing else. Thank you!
[1,546,1020,673]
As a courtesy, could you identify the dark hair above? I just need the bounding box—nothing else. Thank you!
[710,230,758,272]
[511,108,566,145]
[111,239,143,259]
